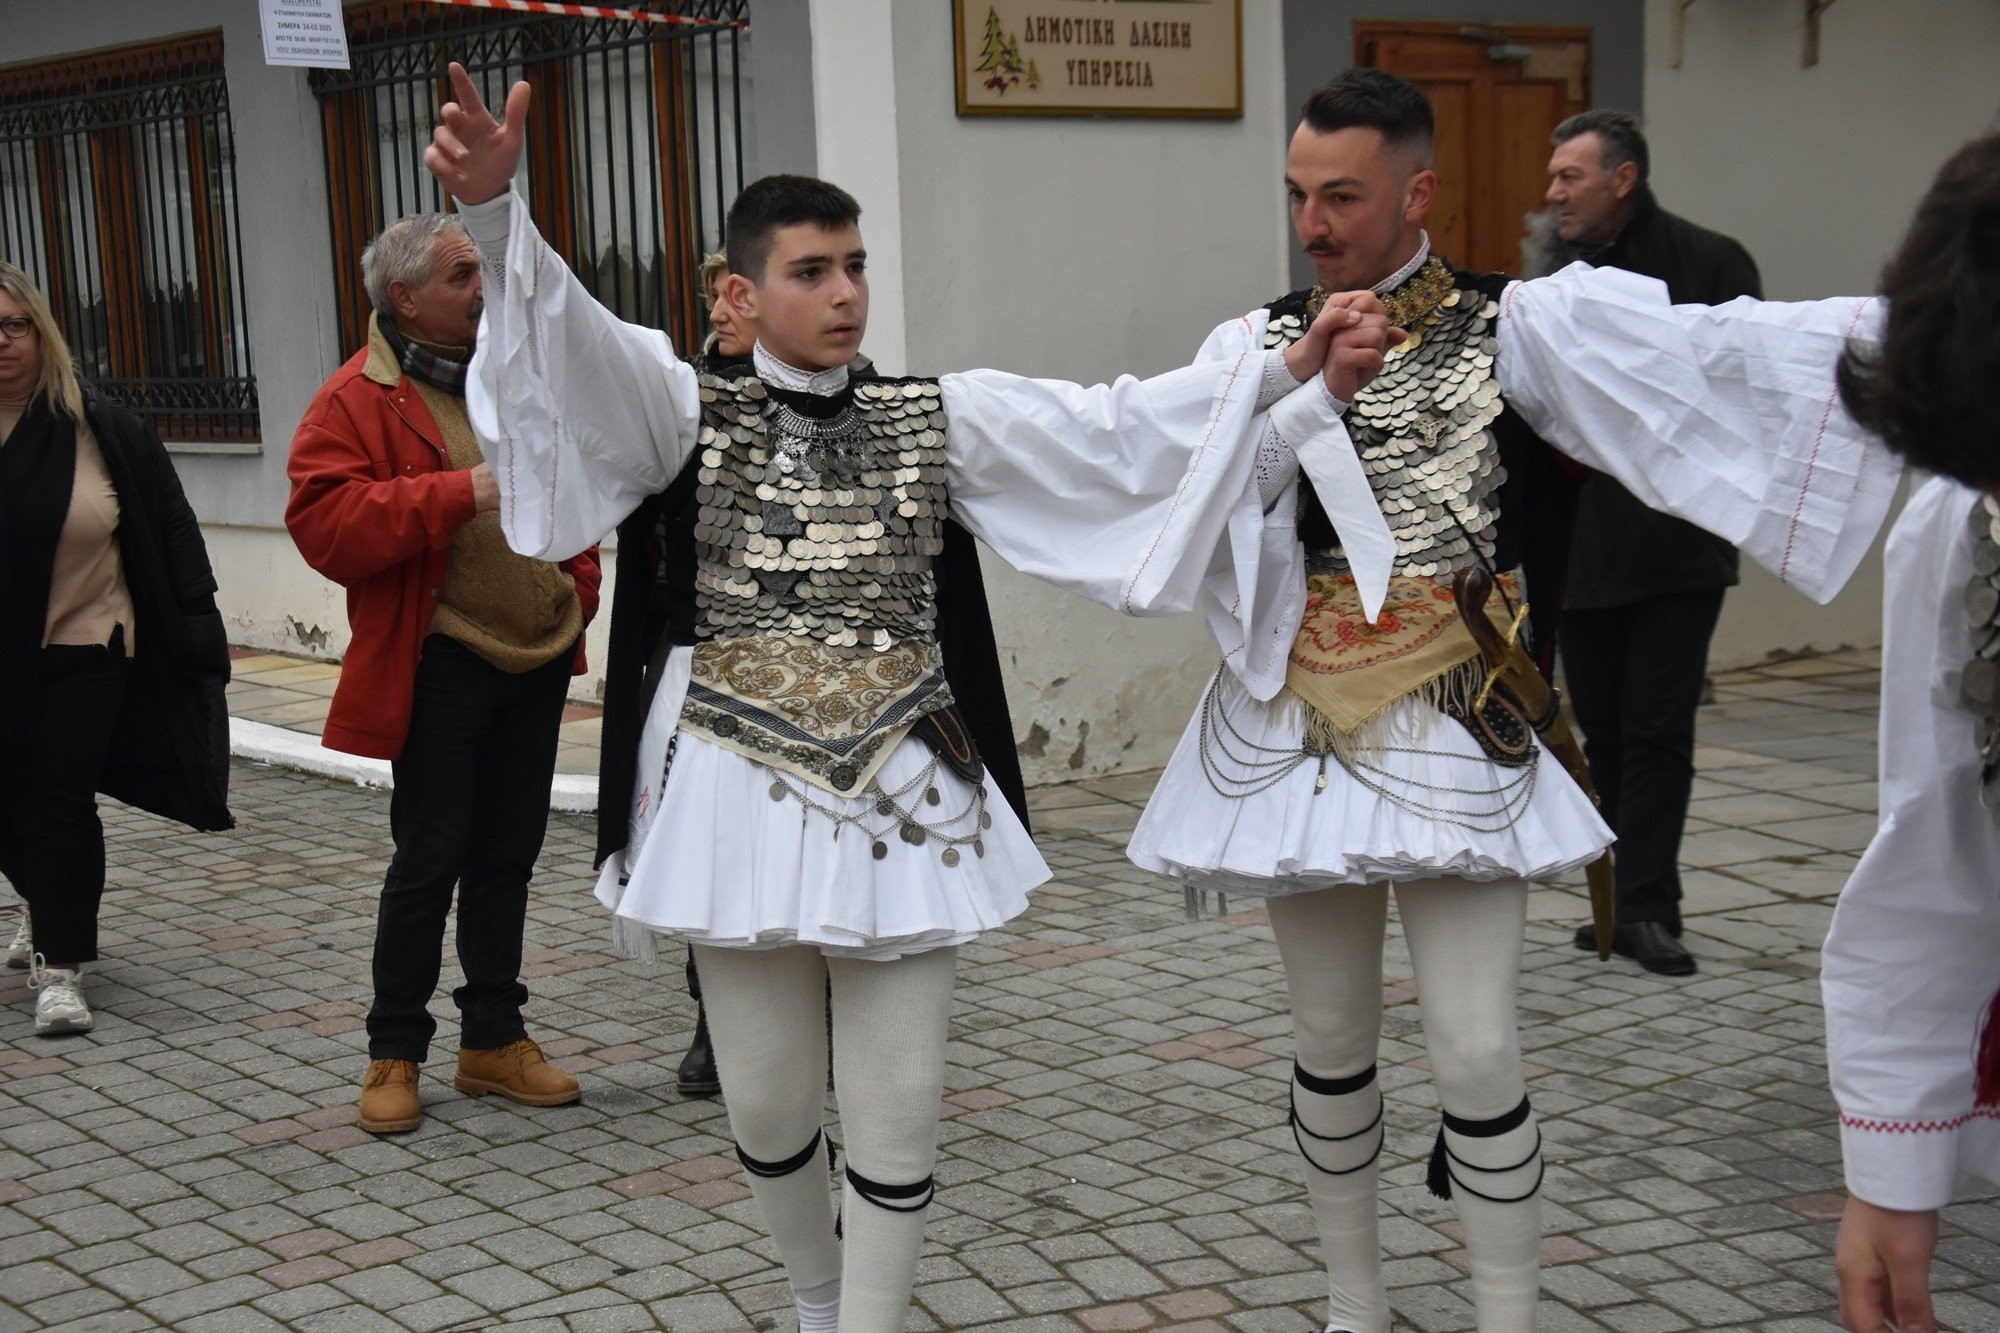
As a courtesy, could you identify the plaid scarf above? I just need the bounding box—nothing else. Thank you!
[379,321,470,396]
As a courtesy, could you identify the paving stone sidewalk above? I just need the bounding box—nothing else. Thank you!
[3,649,1997,1331]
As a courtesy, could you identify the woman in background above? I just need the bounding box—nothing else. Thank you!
[0,261,232,1036]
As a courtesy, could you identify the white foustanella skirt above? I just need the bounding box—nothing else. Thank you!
[595,646,1049,960]
[1128,666,1612,897]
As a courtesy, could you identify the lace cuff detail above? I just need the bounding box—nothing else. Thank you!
[1256,349,1308,412]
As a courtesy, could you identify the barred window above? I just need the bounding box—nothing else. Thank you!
[313,0,750,356]
[0,33,258,443]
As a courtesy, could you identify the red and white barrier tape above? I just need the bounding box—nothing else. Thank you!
[416,0,744,30]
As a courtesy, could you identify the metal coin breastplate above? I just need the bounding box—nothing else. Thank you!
[675,373,955,794]
[1265,280,1507,580]
[689,373,949,646]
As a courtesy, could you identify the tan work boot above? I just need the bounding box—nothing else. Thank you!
[455,1036,581,1107]
[359,1058,422,1133]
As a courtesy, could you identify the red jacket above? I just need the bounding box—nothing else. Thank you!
[286,324,601,760]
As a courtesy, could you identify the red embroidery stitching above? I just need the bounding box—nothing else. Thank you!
[1778,298,1873,584]
[1124,346,1250,614]
[1840,1107,2000,1134]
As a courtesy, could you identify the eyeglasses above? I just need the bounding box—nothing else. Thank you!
[0,317,34,341]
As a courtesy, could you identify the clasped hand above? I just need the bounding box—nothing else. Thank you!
[1282,292,1405,404]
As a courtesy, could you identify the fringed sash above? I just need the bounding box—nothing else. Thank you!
[1286,571,1521,762]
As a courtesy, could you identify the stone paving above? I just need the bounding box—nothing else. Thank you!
[3,648,1999,1331]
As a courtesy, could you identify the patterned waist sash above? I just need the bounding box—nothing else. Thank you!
[680,633,954,794]
[1286,569,1521,757]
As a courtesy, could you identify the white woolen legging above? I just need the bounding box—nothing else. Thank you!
[693,943,957,1331]
[1266,877,1543,1333]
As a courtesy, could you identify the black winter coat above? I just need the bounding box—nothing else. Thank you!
[87,391,234,831]
[1541,190,1763,609]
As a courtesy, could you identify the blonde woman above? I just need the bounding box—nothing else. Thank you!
[0,262,232,1036]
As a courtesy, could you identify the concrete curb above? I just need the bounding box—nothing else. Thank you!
[228,718,599,813]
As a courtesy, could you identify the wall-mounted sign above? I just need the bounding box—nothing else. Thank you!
[952,0,1242,119]
[259,0,351,70]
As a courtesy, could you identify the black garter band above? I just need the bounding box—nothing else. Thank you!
[1290,1062,1384,1176]
[737,1130,823,1179]
[1426,1096,1544,1203]
[845,1163,936,1213]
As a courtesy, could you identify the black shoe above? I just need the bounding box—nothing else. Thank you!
[1576,921,1696,976]
[676,1008,720,1097]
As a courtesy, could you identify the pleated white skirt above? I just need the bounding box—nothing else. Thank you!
[596,647,1049,960]
[1128,667,1612,898]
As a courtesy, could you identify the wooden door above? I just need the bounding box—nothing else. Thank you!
[1355,22,1589,277]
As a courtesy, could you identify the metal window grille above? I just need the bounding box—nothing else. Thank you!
[0,34,258,443]
[312,0,749,356]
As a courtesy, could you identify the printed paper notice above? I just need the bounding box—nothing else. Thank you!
[260,0,351,70]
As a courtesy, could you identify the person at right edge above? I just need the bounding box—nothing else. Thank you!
[1528,109,1762,977]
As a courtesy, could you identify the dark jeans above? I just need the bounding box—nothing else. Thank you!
[1559,589,1726,928]
[368,635,573,1062]
[0,640,130,965]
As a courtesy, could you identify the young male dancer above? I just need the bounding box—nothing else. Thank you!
[425,65,1395,1329]
[1818,133,2000,1333]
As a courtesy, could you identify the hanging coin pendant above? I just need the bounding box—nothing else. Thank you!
[871,840,888,860]
[875,796,897,817]
[900,822,927,846]
[941,848,960,868]
[973,838,986,858]
[925,787,941,807]
[980,810,992,831]
[769,782,788,802]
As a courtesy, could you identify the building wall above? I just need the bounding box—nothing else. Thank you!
[1644,0,2000,665]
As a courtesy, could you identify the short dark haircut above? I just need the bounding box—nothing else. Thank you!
[1551,109,1650,184]
[1836,133,2000,489]
[1298,68,1433,163]
[724,174,862,282]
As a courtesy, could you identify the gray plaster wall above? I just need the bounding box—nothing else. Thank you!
[1278,0,1644,291]
[7,0,346,531]
[746,0,815,178]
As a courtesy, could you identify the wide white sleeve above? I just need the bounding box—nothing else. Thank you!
[459,190,702,561]
[1195,309,1264,365]
[940,352,1267,623]
[1823,477,2000,1210]
[1497,263,1901,604]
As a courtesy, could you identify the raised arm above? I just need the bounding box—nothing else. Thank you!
[941,296,1400,641]
[426,64,700,560]
[1496,263,1899,604]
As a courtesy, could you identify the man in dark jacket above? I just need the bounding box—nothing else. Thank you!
[1532,110,1762,976]
[288,214,602,1132]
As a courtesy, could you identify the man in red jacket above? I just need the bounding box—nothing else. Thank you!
[287,213,601,1134]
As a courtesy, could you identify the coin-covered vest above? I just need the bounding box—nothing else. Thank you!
[675,372,955,794]
[1262,258,1566,760]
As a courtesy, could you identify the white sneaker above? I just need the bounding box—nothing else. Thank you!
[28,957,90,1036]
[5,912,28,969]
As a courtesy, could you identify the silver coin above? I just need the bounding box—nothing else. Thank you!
[1969,576,2000,626]
[1967,657,2000,710]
